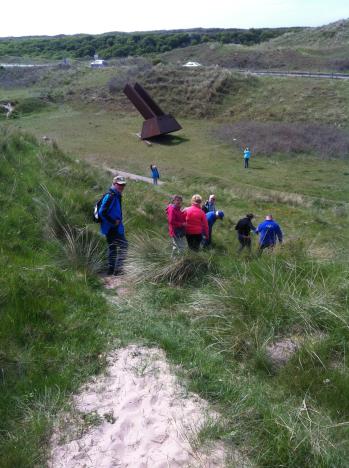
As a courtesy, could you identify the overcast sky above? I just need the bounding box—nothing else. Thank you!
[2,0,348,37]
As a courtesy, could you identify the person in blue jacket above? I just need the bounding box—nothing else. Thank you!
[99,175,128,275]
[256,214,283,253]
[150,164,160,185]
[204,210,224,247]
[243,147,251,168]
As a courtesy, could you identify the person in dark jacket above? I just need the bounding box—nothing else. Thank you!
[150,164,160,185]
[202,194,216,213]
[204,210,224,247]
[99,175,128,275]
[256,214,283,253]
[235,213,256,253]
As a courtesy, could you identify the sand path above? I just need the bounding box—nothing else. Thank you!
[103,166,164,185]
[49,345,235,467]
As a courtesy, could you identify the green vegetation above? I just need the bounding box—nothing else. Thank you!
[1,19,349,465]
[0,27,300,60]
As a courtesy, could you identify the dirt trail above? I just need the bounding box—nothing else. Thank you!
[103,166,164,185]
[49,278,248,467]
[49,344,242,467]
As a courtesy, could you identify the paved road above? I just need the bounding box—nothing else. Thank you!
[240,70,349,80]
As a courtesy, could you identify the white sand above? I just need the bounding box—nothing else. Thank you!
[49,345,234,468]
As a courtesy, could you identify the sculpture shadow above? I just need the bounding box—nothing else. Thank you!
[151,134,189,146]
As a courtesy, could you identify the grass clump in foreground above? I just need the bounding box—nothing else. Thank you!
[125,233,217,285]
[119,234,349,466]
[0,128,117,467]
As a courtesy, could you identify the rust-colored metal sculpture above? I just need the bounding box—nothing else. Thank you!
[123,82,182,139]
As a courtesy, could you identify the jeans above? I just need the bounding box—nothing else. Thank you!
[186,234,202,251]
[171,236,186,255]
[244,158,249,168]
[152,178,158,185]
[106,227,128,274]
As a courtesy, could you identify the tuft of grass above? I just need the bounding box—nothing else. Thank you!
[125,232,217,285]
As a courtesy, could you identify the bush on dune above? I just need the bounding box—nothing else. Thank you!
[125,233,217,285]
[216,121,349,158]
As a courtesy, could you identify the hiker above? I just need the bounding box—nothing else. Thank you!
[204,210,224,247]
[184,194,209,251]
[99,175,128,275]
[150,164,160,185]
[235,213,256,253]
[243,147,251,169]
[202,194,216,213]
[166,195,187,255]
[256,214,283,253]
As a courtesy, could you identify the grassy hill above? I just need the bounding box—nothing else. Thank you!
[1,28,349,465]
[268,18,349,48]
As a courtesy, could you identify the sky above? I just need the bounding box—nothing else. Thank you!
[1,0,348,37]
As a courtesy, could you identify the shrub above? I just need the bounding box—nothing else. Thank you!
[215,121,349,158]
[125,233,217,285]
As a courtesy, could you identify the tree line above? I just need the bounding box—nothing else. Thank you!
[0,28,301,60]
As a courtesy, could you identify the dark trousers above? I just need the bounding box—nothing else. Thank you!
[238,235,251,252]
[106,227,128,274]
[258,243,275,255]
[186,234,202,251]
[244,158,249,168]
[203,227,212,248]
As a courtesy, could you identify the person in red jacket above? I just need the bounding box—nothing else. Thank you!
[184,194,209,251]
[166,195,187,255]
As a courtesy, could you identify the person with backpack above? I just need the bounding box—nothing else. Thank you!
[98,175,128,275]
[166,195,187,255]
[150,164,160,185]
[256,214,283,253]
[203,210,224,247]
[243,147,251,168]
[235,213,256,253]
[184,194,209,251]
[202,194,216,213]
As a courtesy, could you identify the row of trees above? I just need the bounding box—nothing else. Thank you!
[0,28,300,60]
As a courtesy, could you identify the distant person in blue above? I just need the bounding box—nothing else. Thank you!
[256,214,283,253]
[150,164,160,185]
[204,210,224,247]
[99,175,128,275]
[243,147,251,168]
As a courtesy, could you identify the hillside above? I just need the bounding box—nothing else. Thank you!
[268,18,349,48]
[1,26,349,465]
[0,27,298,60]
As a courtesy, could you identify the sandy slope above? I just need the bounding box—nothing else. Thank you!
[49,345,239,468]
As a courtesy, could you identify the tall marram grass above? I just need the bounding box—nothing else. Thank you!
[36,185,106,274]
[125,232,217,285]
[0,129,113,467]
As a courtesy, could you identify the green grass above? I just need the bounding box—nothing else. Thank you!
[1,56,349,466]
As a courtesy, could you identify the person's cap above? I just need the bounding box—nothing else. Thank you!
[113,175,127,185]
[246,213,254,219]
[216,210,224,219]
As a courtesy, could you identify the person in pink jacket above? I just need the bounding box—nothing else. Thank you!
[184,194,209,251]
[166,195,187,255]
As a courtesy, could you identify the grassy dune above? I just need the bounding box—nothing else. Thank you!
[1,46,349,466]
